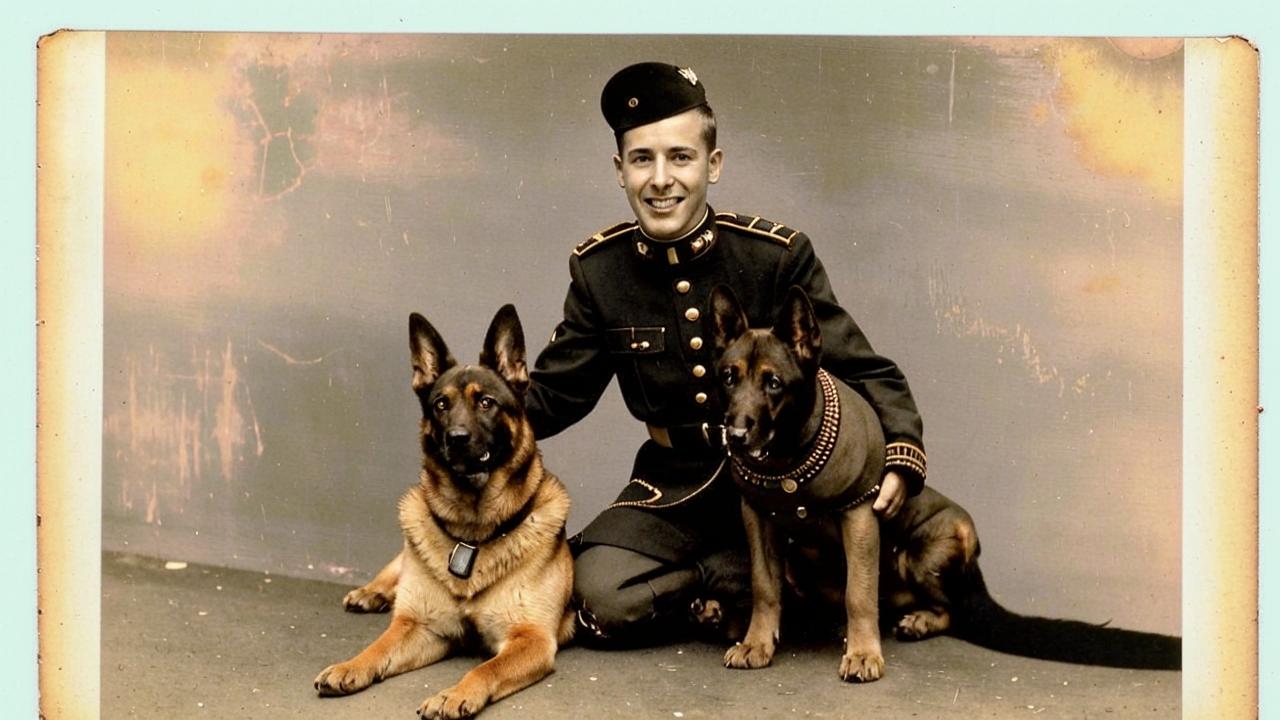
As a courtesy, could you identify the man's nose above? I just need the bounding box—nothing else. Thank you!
[651,157,673,188]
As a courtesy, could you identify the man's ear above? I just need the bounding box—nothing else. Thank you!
[708,147,723,184]
[613,154,625,188]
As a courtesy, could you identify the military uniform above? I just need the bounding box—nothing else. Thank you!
[519,61,927,643]
[524,207,927,565]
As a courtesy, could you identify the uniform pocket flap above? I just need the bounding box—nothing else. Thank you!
[605,326,666,354]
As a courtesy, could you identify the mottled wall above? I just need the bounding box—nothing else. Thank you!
[102,34,1182,634]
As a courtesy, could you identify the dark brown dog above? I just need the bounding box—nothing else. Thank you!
[709,285,1181,674]
[710,285,886,682]
[314,305,575,718]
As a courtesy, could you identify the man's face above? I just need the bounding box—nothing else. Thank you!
[614,109,723,241]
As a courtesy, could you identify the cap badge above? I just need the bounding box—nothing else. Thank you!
[677,67,698,86]
[627,97,639,108]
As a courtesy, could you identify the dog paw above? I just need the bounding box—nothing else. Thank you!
[314,662,377,696]
[838,651,884,683]
[895,612,930,640]
[343,586,392,613]
[690,597,723,627]
[419,685,488,719]
[723,640,775,669]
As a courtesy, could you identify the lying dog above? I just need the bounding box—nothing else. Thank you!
[710,285,887,682]
[711,285,1181,672]
[314,305,575,718]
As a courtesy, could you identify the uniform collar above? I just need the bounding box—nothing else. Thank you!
[631,207,719,266]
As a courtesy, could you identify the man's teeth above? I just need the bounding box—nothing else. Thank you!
[649,197,680,209]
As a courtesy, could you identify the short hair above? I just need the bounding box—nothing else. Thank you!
[614,103,718,154]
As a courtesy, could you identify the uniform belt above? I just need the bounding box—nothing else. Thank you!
[647,423,725,451]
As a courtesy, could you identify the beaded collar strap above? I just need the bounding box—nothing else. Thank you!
[729,369,840,493]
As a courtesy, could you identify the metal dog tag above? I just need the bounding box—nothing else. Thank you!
[448,541,478,578]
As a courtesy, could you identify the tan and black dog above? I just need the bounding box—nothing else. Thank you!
[710,285,888,682]
[314,305,575,718]
[711,286,1181,672]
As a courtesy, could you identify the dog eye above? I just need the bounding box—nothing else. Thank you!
[433,397,448,413]
[766,376,783,391]
[721,368,736,387]
[478,396,496,410]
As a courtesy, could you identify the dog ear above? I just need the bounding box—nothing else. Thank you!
[409,312,456,392]
[709,285,749,357]
[774,286,822,374]
[480,304,530,396]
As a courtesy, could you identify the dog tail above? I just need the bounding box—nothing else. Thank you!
[950,564,1181,670]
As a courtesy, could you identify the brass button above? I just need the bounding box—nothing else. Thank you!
[692,364,706,378]
[685,307,700,322]
[689,336,704,350]
[675,280,691,294]
[694,392,708,404]
[795,506,808,519]
[781,478,798,494]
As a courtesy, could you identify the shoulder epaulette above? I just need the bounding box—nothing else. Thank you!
[715,211,800,246]
[574,220,636,257]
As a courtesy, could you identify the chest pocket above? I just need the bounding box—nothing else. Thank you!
[605,326,666,355]
[605,326,668,416]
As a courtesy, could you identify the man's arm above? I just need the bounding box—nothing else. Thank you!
[777,234,927,498]
[524,253,615,439]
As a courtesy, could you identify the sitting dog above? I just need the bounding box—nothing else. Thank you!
[314,305,575,718]
[709,285,888,682]
[710,286,1180,672]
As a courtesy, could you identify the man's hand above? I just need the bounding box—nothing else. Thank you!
[872,471,906,519]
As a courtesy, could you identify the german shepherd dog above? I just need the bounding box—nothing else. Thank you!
[314,306,575,718]
[710,285,888,682]
[710,286,1181,673]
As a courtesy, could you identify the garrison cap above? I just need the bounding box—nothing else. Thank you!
[601,62,707,135]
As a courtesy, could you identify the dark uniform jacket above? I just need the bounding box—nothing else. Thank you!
[525,207,927,563]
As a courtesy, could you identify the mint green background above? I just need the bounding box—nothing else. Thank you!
[4,3,1272,718]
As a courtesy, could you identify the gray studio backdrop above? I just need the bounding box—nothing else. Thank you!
[102,34,1182,635]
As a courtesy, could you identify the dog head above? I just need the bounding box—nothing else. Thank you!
[409,304,530,489]
[709,285,822,459]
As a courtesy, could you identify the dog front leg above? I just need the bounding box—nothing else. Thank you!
[420,624,557,720]
[724,499,784,670]
[839,502,884,682]
[314,613,450,696]
[343,547,403,613]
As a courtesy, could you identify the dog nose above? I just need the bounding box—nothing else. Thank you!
[445,428,471,447]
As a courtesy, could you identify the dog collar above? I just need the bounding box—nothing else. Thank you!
[433,494,539,579]
[729,369,840,493]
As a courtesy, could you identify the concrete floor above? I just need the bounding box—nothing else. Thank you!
[101,551,1180,719]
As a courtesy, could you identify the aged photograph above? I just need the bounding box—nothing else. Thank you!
[35,31,1258,718]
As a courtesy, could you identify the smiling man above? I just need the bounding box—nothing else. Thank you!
[515,62,929,646]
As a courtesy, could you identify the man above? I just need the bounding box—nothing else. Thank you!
[521,62,927,645]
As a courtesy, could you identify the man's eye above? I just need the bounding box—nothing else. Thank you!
[478,396,495,410]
